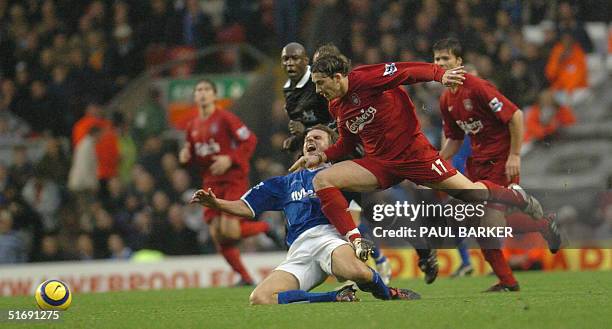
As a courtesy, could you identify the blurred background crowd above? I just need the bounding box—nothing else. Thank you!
[0,0,610,264]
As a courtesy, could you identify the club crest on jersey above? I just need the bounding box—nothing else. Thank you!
[463,99,473,111]
[488,97,503,112]
[383,63,397,76]
[346,107,377,134]
[351,93,360,106]
[456,119,483,135]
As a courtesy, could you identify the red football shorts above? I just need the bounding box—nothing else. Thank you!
[352,137,457,189]
[203,179,249,223]
[466,157,520,187]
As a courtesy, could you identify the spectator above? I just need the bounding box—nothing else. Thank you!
[104,24,143,88]
[108,233,132,259]
[72,101,110,147]
[33,234,67,262]
[139,0,172,47]
[114,112,137,185]
[556,2,593,53]
[76,233,95,260]
[545,30,588,105]
[167,0,215,48]
[91,205,114,258]
[68,126,101,194]
[21,166,61,232]
[132,88,167,148]
[95,112,121,199]
[36,136,70,185]
[9,144,34,189]
[0,210,27,264]
[524,89,577,144]
[161,203,199,255]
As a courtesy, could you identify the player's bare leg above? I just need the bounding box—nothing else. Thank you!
[313,160,380,192]
[312,160,379,235]
[249,271,299,305]
[330,244,420,300]
[426,171,543,219]
[251,269,357,305]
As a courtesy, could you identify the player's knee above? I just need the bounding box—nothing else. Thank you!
[312,171,333,190]
[249,290,274,305]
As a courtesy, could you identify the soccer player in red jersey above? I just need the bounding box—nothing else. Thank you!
[180,79,276,286]
[433,38,561,291]
[288,51,545,280]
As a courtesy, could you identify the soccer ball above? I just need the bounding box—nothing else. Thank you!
[35,280,72,310]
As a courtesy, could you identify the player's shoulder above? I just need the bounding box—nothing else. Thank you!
[464,74,496,90]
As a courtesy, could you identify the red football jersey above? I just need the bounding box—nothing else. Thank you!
[323,62,446,162]
[185,109,257,184]
[440,74,519,161]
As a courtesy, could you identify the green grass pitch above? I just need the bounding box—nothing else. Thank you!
[1,271,610,329]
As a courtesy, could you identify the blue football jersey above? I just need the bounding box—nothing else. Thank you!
[241,166,332,246]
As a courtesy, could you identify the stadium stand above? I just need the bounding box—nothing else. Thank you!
[0,0,609,264]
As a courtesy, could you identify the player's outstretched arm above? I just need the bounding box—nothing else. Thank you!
[190,188,254,218]
[288,152,326,172]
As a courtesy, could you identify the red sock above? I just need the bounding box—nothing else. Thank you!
[219,243,253,283]
[316,187,359,239]
[240,221,269,238]
[482,249,517,286]
[480,180,527,208]
[506,213,549,234]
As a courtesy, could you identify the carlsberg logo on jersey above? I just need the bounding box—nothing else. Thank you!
[456,119,483,135]
[291,188,315,201]
[346,107,377,134]
[194,139,221,157]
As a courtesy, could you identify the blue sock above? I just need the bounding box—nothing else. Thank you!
[358,222,384,262]
[356,268,390,300]
[277,290,338,304]
[458,241,471,266]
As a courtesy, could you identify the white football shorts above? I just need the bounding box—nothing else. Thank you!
[275,224,349,291]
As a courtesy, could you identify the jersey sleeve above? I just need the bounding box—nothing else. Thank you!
[240,176,286,218]
[351,62,446,94]
[439,95,465,140]
[468,75,519,124]
[222,111,258,168]
[323,117,360,162]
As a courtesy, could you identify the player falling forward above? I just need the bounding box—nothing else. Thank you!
[191,126,420,304]
[433,38,562,291]
[280,42,393,283]
[288,51,545,285]
[180,79,282,286]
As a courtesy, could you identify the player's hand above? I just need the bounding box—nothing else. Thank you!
[288,153,325,172]
[351,237,374,262]
[282,135,297,151]
[179,143,191,164]
[442,66,466,87]
[505,154,520,181]
[288,120,305,135]
[190,188,219,208]
[210,155,232,175]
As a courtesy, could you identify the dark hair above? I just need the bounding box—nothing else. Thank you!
[194,78,217,94]
[312,54,351,77]
[305,124,338,145]
[433,37,463,59]
[314,43,342,61]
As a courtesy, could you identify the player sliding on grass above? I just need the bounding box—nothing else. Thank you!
[288,51,545,289]
[191,126,420,304]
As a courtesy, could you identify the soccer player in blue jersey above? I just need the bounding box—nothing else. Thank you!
[190,125,419,304]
